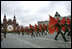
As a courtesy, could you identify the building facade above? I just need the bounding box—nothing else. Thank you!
[38,21,49,26]
[1,14,19,32]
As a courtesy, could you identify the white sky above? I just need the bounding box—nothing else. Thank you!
[1,1,71,26]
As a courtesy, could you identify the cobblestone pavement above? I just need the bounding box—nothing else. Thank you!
[1,32,71,48]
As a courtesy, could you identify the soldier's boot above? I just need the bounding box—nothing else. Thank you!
[67,31,71,36]
[33,35,35,37]
[31,33,35,37]
[61,32,69,42]
[22,33,24,35]
[36,33,38,37]
[31,34,33,37]
[55,38,58,40]
[44,31,47,35]
[55,32,59,40]
[39,33,40,36]
[33,33,35,37]
[42,32,43,35]
[65,40,69,42]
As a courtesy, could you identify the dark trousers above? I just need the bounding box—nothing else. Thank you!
[31,32,35,37]
[55,31,67,41]
[64,30,71,36]
[64,30,68,35]
[22,32,24,35]
[42,31,44,35]
[36,32,40,36]
[67,30,71,36]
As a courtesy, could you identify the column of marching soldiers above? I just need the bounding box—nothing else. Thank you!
[2,15,71,42]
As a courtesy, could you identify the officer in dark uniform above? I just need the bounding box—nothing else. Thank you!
[51,20,68,42]
[67,22,71,36]
[44,25,48,35]
[31,26,35,37]
[64,21,69,35]
[41,26,45,35]
[36,26,40,37]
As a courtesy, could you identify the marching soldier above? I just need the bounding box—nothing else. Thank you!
[38,26,42,36]
[38,24,44,35]
[30,26,35,37]
[34,24,40,36]
[17,26,20,35]
[63,21,69,35]
[36,26,40,37]
[34,26,38,37]
[21,26,24,35]
[25,26,29,34]
[43,24,48,35]
[67,23,71,36]
[42,26,45,35]
[51,20,68,42]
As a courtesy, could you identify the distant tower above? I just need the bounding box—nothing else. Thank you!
[3,14,7,29]
[3,14,7,23]
[13,15,16,23]
[13,15,16,30]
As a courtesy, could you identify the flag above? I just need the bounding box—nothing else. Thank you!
[34,27,37,32]
[43,24,46,28]
[48,25,56,33]
[67,18,71,24]
[34,24,37,32]
[39,27,42,32]
[63,17,66,21]
[61,17,66,25]
[30,30,32,33]
[35,24,37,28]
[25,26,28,32]
[61,17,70,32]
[67,18,71,30]
[48,15,58,34]
[39,24,42,27]
[39,24,42,32]
[61,26,65,32]
[29,24,32,28]
[29,24,33,33]
[43,24,47,31]
[55,27,58,32]
[49,15,58,25]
